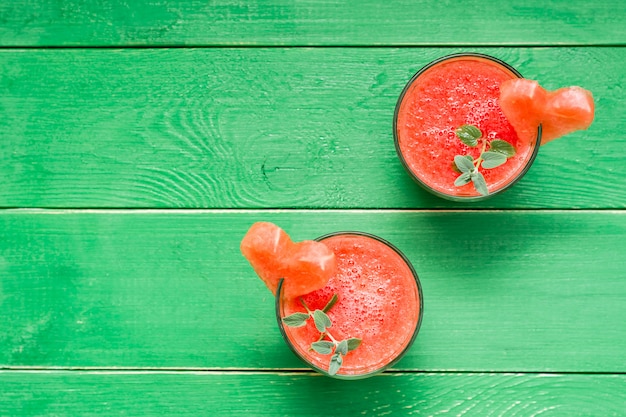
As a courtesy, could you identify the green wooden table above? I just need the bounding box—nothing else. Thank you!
[1,1,625,415]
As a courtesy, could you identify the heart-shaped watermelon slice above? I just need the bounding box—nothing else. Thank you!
[499,78,594,145]
[240,222,336,299]
[240,222,293,296]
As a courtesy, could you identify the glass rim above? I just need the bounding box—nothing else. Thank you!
[393,52,542,202]
[275,231,424,379]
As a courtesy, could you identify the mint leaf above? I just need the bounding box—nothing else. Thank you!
[456,125,482,147]
[490,139,516,157]
[336,340,348,356]
[454,155,475,174]
[454,172,472,186]
[322,293,338,313]
[328,353,343,376]
[282,312,310,328]
[313,309,332,333]
[346,338,362,352]
[311,341,335,355]
[480,151,507,169]
[452,155,474,173]
[471,171,489,196]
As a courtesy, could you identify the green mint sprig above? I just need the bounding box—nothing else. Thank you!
[453,124,516,196]
[282,294,362,376]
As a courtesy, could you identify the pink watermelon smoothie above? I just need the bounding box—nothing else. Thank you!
[277,232,423,378]
[394,53,540,200]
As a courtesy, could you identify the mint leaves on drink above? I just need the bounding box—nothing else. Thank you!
[453,124,516,196]
[282,294,362,376]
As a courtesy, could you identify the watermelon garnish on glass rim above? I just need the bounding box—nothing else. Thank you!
[240,222,336,299]
[499,78,595,145]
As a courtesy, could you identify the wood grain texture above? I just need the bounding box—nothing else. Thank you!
[1,210,625,372]
[0,1,624,46]
[1,47,624,209]
[1,371,625,416]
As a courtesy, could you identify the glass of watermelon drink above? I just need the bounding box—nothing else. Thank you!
[276,231,423,379]
[394,53,541,201]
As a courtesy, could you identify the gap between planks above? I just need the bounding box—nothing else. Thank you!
[1,367,625,377]
[0,208,625,215]
[0,44,624,50]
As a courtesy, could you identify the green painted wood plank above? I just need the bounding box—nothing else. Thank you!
[1,210,625,372]
[0,371,625,416]
[1,47,624,209]
[0,1,624,46]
